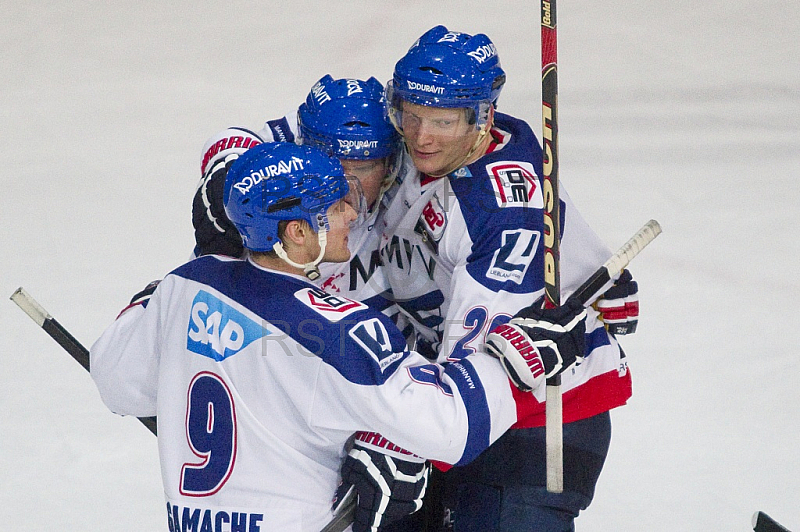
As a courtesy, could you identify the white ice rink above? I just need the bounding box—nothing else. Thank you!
[2,1,798,530]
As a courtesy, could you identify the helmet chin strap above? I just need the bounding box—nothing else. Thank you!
[272,228,328,281]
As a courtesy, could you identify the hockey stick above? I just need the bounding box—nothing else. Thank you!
[753,511,792,532]
[541,0,564,493]
[10,287,158,434]
[321,489,356,532]
[569,219,662,307]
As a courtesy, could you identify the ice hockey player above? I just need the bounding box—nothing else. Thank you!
[89,142,590,532]
[378,25,641,530]
[192,75,401,309]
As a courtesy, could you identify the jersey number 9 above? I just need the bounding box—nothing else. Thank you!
[180,372,237,496]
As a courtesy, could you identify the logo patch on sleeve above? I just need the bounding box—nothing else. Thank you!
[295,287,368,322]
[349,318,404,372]
[486,229,540,284]
[187,290,269,361]
[486,161,543,209]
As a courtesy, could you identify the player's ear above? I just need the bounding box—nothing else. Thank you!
[281,220,310,249]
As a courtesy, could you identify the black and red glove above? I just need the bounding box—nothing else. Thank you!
[484,297,587,392]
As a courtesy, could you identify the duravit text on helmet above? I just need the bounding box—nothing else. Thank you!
[337,139,378,150]
[233,156,306,194]
[407,81,445,94]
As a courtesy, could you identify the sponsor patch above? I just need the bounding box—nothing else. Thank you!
[349,318,404,372]
[187,291,269,361]
[407,80,445,94]
[414,193,447,253]
[486,161,543,208]
[486,229,540,284]
[295,287,368,322]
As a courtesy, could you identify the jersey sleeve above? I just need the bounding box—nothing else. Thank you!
[558,183,616,299]
[255,112,298,144]
[297,302,517,467]
[89,281,169,417]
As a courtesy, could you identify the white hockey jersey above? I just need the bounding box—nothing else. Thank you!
[378,112,632,428]
[90,255,518,531]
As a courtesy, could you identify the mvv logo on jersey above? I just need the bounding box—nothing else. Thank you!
[486,161,543,209]
[295,287,368,322]
[187,290,269,361]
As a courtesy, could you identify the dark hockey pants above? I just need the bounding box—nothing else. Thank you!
[385,411,612,532]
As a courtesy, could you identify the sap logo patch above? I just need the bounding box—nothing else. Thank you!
[349,318,404,372]
[187,290,269,361]
[295,287,368,322]
[486,161,543,209]
[486,229,540,285]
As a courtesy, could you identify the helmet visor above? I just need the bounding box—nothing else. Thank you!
[343,174,368,227]
[386,80,492,136]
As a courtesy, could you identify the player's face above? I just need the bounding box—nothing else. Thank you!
[340,158,389,209]
[400,102,478,176]
[321,199,357,263]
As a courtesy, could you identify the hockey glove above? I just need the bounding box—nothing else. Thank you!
[484,297,586,392]
[116,280,161,319]
[332,437,430,532]
[192,162,244,257]
[129,280,160,307]
[595,269,639,335]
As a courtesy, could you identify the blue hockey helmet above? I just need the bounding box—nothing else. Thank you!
[297,75,400,160]
[387,25,506,130]
[223,142,352,254]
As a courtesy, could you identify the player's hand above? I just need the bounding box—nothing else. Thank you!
[116,280,161,318]
[332,436,429,532]
[129,280,160,306]
[595,269,639,335]
[192,166,244,257]
[484,297,586,392]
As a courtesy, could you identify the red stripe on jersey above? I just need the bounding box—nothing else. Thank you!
[116,300,145,320]
[419,173,441,187]
[485,127,509,154]
[510,368,632,428]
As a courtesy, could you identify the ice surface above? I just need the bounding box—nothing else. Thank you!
[2,1,798,529]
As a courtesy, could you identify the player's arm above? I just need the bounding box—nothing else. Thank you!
[89,279,166,417]
[193,162,244,257]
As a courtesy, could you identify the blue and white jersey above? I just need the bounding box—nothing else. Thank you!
[90,255,517,531]
[378,112,632,428]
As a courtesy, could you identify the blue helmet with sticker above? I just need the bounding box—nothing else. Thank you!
[387,25,506,131]
[223,142,350,254]
[297,75,400,160]
[389,26,505,108]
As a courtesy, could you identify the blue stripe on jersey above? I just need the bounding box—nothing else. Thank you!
[266,117,295,143]
[586,323,612,354]
[361,292,393,312]
[444,359,491,466]
[170,256,410,385]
